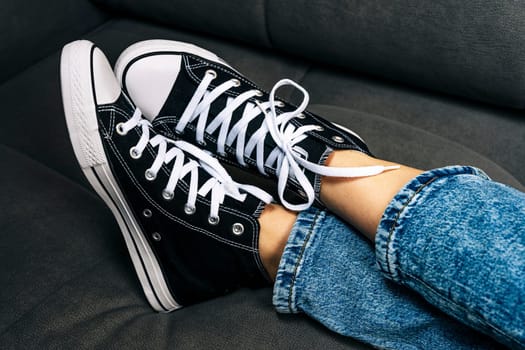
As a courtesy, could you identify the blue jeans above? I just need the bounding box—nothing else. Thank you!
[273,166,525,350]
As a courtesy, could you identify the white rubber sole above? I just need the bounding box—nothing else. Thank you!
[60,40,181,312]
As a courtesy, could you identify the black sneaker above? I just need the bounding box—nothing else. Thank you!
[115,40,398,211]
[61,40,273,311]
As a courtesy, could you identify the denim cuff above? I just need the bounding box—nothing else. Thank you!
[375,165,489,283]
[272,206,326,313]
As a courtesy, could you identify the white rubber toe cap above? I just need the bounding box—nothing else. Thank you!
[121,54,182,120]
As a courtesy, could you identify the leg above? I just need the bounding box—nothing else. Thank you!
[266,207,502,349]
[374,166,525,349]
[320,150,422,241]
[258,203,297,279]
[318,152,525,348]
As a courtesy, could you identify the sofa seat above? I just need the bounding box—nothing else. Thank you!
[0,145,367,349]
[1,19,522,190]
[0,17,522,349]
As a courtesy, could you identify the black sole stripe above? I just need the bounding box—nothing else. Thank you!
[90,165,169,312]
[88,45,170,312]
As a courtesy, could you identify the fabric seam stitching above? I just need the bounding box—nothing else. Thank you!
[385,177,437,277]
[287,210,321,312]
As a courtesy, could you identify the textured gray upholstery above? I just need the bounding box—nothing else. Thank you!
[93,0,525,108]
[309,105,523,189]
[1,1,524,349]
[0,145,368,350]
[91,0,270,46]
[0,0,106,83]
[299,69,525,186]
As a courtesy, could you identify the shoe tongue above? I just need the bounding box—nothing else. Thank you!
[125,54,183,121]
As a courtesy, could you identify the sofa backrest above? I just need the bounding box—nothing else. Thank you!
[92,0,525,109]
[1,0,106,83]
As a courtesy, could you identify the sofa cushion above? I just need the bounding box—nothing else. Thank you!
[308,105,523,190]
[92,0,525,109]
[0,144,121,333]
[299,69,525,187]
[267,0,525,109]
[0,17,523,350]
[0,145,368,349]
[0,19,521,189]
[0,0,106,83]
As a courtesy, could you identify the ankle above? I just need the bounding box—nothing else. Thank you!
[324,150,394,168]
[321,151,422,241]
[258,204,297,281]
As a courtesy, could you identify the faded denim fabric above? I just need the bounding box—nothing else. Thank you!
[376,166,525,349]
[274,166,524,350]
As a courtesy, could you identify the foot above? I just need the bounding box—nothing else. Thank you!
[114,40,398,212]
[61,40,275,312]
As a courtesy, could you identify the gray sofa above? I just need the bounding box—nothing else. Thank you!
[1,1,523,349]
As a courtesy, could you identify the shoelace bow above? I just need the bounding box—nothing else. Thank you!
[173,72,399,211]
[117,109,273,222]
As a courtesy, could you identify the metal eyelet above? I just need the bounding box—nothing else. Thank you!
[254,90,264,97]
[297,113,306,119]
[231,78,241,87]
[152,232,162,241]
[315,126,324,132]
[206,69,217,79]
[208,216,220,225]
[145,169,157,181]
[232,223,244,235]
[184,204,196,215]
[197,140,207,147]
[142,209,152,218]
[129,147,142,159]
[217,151,227,157]
[275,101,285,108]
[116,122,127,136]
[162,189,174,201]
[332,135,345,143]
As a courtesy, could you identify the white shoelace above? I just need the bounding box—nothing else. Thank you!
[174,73,399,211]
[117,109,273,222]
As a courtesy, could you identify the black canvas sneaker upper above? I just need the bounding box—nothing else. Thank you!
[115,40,399,211]
[61,40,273,311]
